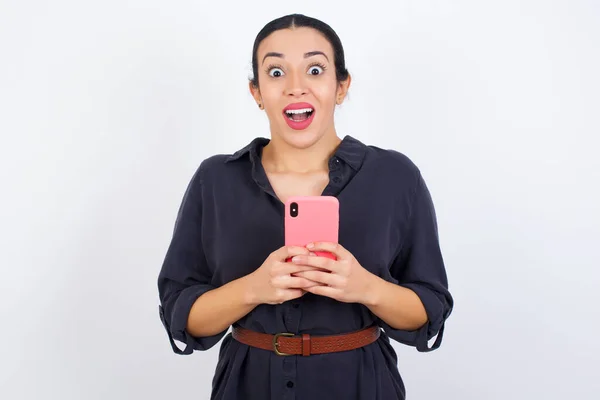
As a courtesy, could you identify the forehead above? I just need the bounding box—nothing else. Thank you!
[257,27,334,61]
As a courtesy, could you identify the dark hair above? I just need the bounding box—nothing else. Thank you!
[250,14,349,89]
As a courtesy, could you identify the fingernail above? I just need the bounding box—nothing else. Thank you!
[309,252,316,256]
[306,243,314,249]
[291,256,300,263]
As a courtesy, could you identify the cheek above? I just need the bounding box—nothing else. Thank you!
[313,85,338,110]
[261,89,283,116]
[260,85,279,103]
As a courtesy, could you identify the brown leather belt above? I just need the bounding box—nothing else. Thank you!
[232,325,380,356]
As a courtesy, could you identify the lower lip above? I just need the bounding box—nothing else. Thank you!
[283,111,315,130]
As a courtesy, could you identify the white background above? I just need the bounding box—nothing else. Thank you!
[1,0,599,399]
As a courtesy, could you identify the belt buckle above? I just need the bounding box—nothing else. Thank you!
[273,332,294,356]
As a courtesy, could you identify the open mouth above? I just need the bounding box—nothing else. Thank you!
[284,108,314,122]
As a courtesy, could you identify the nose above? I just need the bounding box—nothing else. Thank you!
[284,71,308,97]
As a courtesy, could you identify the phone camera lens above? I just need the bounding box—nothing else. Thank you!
[290,202,298,217]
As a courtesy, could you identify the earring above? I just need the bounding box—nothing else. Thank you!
[258,103,262,109]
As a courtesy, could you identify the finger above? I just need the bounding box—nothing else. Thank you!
[278,263,325,275]
[277,288,306,303]
[293,270,342,287]
[291,254,338,272]
[302,281,326,288]
[291,280,327,290]
[276,246,311,261]
[303,285,341,299]
[272,275,322,289]
[290,268,329,278]
[306,242,348,259]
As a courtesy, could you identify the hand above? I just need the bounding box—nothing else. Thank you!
[291,242,380,305]
[246,246,325,305]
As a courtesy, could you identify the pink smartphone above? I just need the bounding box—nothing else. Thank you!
[284,196,339,261]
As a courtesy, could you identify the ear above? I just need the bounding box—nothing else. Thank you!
[335,73,352,105]
[249,81,263,109]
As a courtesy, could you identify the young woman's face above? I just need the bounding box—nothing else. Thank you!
[251,27,350,148]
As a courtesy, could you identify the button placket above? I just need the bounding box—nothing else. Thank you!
[327,157,344,188]
[329,157,341,170]
[284,302,301,333]
[282,352,297,400]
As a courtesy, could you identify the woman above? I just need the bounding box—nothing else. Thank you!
[157,13,453,400]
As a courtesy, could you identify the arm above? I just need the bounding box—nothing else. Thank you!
[158,164,229,355]
[362,277,428,331]
[292,168,452,351]
[377,169,453,352]
[158,166,317,352]
[185,275,256,337]
[186,245,319,337]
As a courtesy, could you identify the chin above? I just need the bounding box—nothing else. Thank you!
[279,129,325,149]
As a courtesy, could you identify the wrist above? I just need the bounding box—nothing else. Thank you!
[362,274,385,307]
[240,273,260,306]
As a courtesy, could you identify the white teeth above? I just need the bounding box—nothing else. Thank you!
[285,108,313,115]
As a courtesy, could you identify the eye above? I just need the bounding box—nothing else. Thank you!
[308,65,324,75]
[307,62,327,76]
[268,67,284,78]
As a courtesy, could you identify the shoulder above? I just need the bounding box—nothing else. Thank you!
[194,137,266,182]
[198,154,232,175]
[188,153,238,188]
[363,143,422,186]
[361,144,435,213]
[370,146,419,170]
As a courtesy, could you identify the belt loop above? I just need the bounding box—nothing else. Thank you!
[302,333,311,356]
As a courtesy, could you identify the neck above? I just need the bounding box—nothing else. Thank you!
[262,132,342,174]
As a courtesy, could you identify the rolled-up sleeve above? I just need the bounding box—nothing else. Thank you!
[381,169,454,352]
[157,164,227,355]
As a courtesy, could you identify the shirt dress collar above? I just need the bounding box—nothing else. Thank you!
[224,135,367,171]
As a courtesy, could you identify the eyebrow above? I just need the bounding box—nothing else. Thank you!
[262,51,329,65]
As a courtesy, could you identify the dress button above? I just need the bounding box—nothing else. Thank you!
[287,381,294,388]
[332,176,341,184]
[292,303,300,308]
